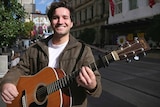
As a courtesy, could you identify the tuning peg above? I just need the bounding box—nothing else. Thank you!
[126,58,132,63]
[120,46,124,50]
[134,56,139,61]
[134,37,138,41]
[134,37,140,43]
[126,41,131,47]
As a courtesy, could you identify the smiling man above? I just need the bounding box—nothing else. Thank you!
[0,1,102,107]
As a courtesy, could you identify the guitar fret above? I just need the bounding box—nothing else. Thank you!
[56,80,59,91]
[60,79,63,87]
[53,81,57,92]
[61,78,65,87]
[64,76,68,85]
[53,83,56,92]
[67,75,71,84]
[60,79,63,88]
[104,55,109,65]
[47,84,51,94]
[89,62,98,71]
[58,80,61,89]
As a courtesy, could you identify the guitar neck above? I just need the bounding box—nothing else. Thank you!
[45,52,116,95]
[95,52,116,70]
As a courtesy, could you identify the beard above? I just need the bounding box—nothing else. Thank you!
[53,30,70,38]
[54,27,70,37]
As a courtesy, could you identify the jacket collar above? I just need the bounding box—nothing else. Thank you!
[36,34,79,55]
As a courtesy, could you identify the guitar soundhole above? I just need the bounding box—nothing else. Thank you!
[36,85,48,103]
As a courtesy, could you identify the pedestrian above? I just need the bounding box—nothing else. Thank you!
[10,52,20,67]
[0,1,102,107]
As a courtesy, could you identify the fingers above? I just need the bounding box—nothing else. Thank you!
[77,66,97,90]
[1,83,19,104]
[79,67,92,85]
[79,68,88,85]
[1,96,12,104]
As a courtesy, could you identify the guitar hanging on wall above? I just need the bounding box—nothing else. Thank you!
[7,37,151,107]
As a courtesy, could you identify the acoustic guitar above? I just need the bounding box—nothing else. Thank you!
[7,37,150,107]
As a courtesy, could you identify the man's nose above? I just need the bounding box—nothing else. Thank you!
[57,17,64,24]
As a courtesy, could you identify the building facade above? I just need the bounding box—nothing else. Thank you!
[18,0,52,38]
[18,0,35,13]
[18,0,160,46]
[18,0,36,22]
[65,0,109,45]
[104,0,160,46]
[31,13,51,37]
[62,0,160,47]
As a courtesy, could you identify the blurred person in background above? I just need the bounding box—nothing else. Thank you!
[10,52,20,67]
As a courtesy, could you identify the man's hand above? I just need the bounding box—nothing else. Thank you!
[76,66,97,90]
[1,83,19,104]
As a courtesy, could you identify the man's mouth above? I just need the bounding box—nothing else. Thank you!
[56,26,66,30]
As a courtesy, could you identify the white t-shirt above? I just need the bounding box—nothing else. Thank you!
[48,38,68,68]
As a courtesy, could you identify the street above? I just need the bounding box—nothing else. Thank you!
[0,54,160,107]
[88,54,160,107]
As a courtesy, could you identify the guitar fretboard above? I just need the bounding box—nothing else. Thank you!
[36,53,114,98]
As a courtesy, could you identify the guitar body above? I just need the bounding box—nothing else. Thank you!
[7,67,72,107]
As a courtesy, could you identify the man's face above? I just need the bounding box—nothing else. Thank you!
[51,7,73,36]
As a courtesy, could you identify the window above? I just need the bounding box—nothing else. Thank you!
[76,11,81,25]
[129,0,138,10]
[85,9,87,20]
[115,0,122,14]
[81,9,85,21]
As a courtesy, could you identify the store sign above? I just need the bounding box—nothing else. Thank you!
[117,32,145,45]
[117,35,126,45]
[127,33,134,41]
[32,14,51,34]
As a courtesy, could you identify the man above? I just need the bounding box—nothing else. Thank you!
[0,1,102,107]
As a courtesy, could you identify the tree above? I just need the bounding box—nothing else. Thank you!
[23,21,35,39]
[79,28,96,44]
[0,0,26,47]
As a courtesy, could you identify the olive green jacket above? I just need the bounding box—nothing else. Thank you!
[0,35,102,107]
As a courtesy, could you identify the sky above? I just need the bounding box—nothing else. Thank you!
[35,0,57,14]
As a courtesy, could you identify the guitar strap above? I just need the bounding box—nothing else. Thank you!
[72,43,85,72]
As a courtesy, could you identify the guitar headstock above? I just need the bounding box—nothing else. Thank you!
[111,37,151,61]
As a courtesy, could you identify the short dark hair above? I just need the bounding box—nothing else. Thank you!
[47,1,74,22]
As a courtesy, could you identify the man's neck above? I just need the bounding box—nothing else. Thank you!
[52,34,69,45]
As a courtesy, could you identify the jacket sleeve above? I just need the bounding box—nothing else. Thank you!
[82,46,102,97]
[0,48,31,89]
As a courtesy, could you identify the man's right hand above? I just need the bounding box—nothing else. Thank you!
[1,83,19,104]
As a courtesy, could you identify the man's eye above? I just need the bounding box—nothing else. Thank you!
[52,16,58,19]
[63,16,69,20]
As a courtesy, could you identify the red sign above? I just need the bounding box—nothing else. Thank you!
[109,0,115,16]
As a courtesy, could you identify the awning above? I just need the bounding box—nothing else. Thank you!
[101,18,152,30]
